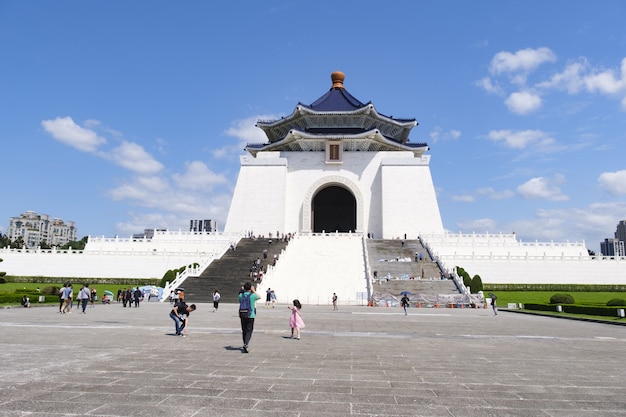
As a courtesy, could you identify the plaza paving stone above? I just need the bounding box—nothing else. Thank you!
[1,300,625,416]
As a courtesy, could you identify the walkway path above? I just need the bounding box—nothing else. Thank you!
[1,302,625,416]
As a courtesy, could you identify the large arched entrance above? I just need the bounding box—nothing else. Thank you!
[312,186,356,233]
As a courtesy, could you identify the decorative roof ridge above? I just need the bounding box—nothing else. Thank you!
[295,104,417,126]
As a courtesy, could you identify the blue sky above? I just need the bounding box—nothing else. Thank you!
[1,1,626,252]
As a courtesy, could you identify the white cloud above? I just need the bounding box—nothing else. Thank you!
[453,201,626,249]
[513,202,626,246]
[536,59,588,93]
[172,161,229,191]
[108,175,168,202]
[106,141,164,175]
[475,77,504,95]
[481,50,626,113]
[487,129,554,149]
[489,47,556,75]
[452,194,475,203]
[584,59,626,94]
[476,187,515,200]
[429,127,462,143]
[505,90,542,114]
[213,115,276,159]
[455,218,499,233]
[42,116,163,174]
[40,114,238,236]
[598,170,626,196]
[517,175,569,201]
[41,116,107,152]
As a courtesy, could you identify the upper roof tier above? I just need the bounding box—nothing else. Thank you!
[254,72,422,147]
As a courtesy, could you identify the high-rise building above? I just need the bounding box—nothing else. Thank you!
[600,238,625,257]
[615,220,626,243]
[189,219,216,233]
[6,210,77,248]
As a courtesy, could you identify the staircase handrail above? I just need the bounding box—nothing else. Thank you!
[256,235,295,293]
[160,232,243,301]
[420,234,470,297]
[362,236,373,303]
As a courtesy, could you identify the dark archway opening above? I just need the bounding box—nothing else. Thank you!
[312,186,356,233]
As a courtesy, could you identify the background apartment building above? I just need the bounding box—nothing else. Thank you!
[6,210,77,248]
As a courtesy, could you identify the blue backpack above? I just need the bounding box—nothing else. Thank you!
[239,292,251,317]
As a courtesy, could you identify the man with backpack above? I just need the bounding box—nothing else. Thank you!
[238,282,260,353]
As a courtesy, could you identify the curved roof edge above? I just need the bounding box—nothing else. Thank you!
[245,129,428,157]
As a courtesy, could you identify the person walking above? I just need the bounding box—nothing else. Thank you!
[59,284,67,313]
[170,300,196,336]
[77,283,91,314]
[270,289,276,308]
[238,282,260,353]
[288,299,305,340]
[332,293,338,311]
[489,293,498,316]
[401,294,410,315]
[61,284,73,314]
[212,290,220,312]
[133,287,142,307]
[265,287,272,308]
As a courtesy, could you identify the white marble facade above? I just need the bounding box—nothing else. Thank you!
[224,149,444,239]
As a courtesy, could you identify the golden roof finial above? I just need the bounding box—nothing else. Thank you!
[331,71,345,89]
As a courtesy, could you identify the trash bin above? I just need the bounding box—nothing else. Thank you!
[38,296,45,303]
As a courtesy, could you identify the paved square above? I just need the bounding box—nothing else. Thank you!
[1,301,625,416]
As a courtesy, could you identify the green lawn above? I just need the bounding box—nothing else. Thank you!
[0,282,137,306]
[491,291,626,324]
[491,291,626,306]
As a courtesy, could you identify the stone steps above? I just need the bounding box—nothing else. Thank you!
[182,238,289,303]
[367,239,459,297]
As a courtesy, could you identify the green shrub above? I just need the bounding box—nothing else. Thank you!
[550,293,575,304]
[606,298,626,306]
[160,270,177,288]
[42,286,61,296]
[470,275,483,294]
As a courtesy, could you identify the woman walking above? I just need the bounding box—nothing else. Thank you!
[78,283,91,314]
[288,299,305,340]
[212,290,220,312]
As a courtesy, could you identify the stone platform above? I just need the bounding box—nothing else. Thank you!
[1,301,625,416]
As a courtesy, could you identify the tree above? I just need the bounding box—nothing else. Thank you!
[470,274,483,294]
[10,236,24,249]
[0,233,10,248]
[59,236,88,250]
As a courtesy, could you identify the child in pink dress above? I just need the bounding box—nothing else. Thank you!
[288,299,305,339]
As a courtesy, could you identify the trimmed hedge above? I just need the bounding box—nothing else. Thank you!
[523,303,557,312]
[3,276,160,286]
[484,283,626,292]
[550,293,575,304]
[523,303,625,317]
